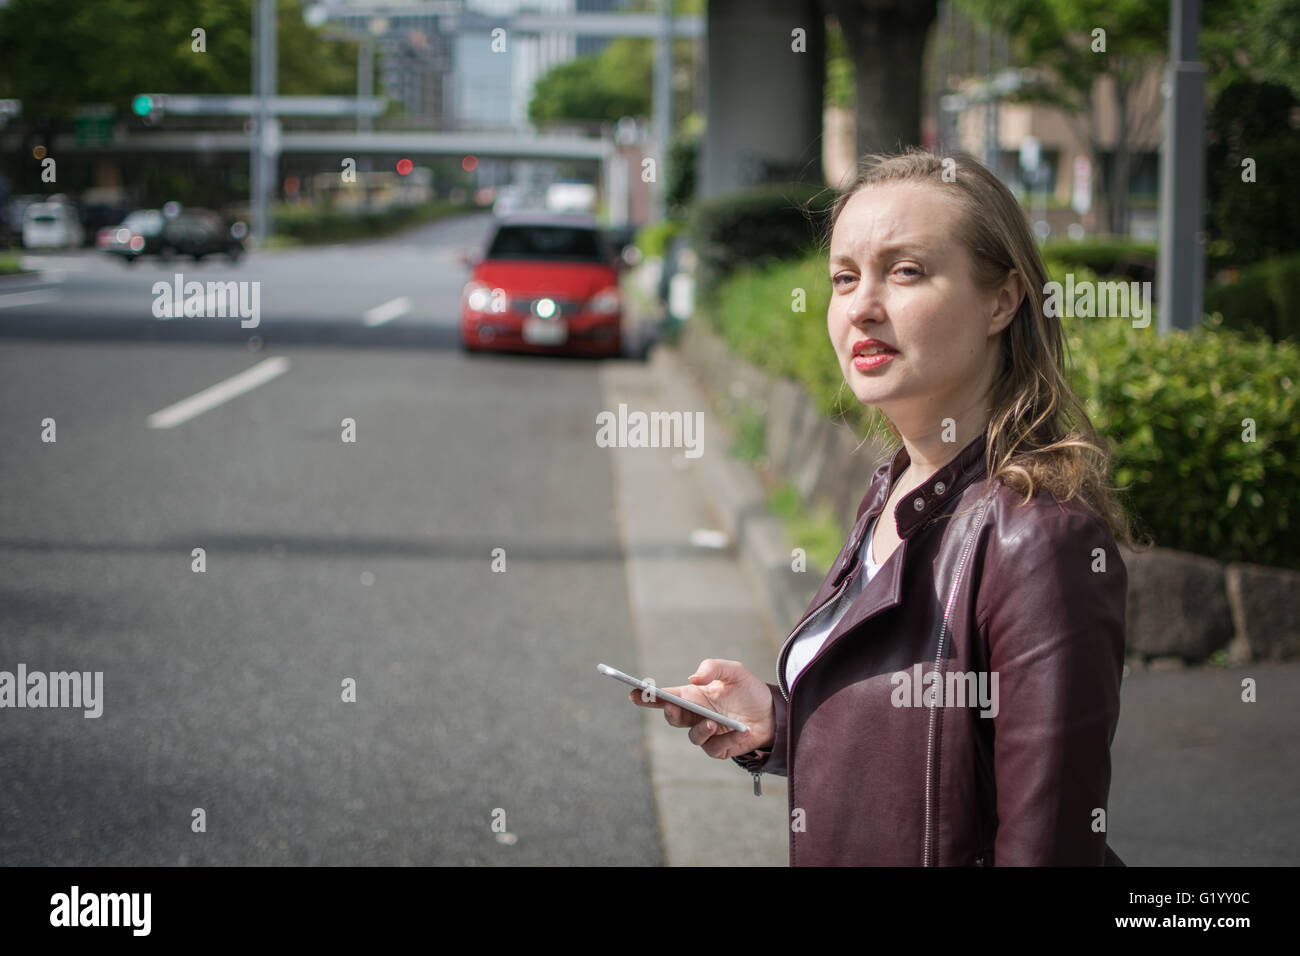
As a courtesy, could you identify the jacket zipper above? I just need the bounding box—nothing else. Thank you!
[752,573,855,797]
[921,495,990,867]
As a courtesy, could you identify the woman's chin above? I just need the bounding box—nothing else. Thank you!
[848,384,895,409]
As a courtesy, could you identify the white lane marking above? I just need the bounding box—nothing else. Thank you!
[363,295,411,327]
[0,290,59,309]
[147,356,291,429]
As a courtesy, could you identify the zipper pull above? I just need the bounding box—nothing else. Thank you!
[752,772,762,796]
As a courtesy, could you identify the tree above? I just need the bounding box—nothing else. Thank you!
[1202,0,1300,101]
[0,0,361,126]
[821,0,939,155]
[956,0,1168,238]
[956,0,1278,238]
[528,38,653,125]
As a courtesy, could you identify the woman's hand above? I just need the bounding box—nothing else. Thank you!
[628,658,775,759]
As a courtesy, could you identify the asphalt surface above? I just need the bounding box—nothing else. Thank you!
[0,215,664,865]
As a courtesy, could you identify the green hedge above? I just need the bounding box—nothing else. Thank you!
[1039,238,1156,281]
[689,183,835,306]
[273,200,476,244]
[1204,251,1300,343]
[704,251,1300,570]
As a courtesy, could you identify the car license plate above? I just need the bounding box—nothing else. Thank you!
[522,318,566,345]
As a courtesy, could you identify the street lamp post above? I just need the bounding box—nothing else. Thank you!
[251,0,278,245]
[1156,0,1206,334]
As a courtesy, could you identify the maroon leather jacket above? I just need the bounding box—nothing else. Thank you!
[734,433,1127,866]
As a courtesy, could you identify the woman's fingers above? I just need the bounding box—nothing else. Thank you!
[700,729,747,760]
[687,719,718,747]
[627,689,702,728]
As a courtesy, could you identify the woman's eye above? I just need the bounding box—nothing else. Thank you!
[832,274,856,287]
[895,265,923,278]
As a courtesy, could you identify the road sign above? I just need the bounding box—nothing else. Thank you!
[140,94,385,117]
[75,104,115,146]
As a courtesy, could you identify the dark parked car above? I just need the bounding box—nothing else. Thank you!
[163,209,246,262]
[100,208,245,263]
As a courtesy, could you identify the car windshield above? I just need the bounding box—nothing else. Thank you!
[122,211,164,235]
[487,225,606,262]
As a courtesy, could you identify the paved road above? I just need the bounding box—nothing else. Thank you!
[0,213,489,348]
[0,217,665,865]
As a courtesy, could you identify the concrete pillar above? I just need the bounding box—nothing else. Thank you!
[700,0,825,199]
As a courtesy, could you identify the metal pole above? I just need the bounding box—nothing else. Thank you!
[254,0,278,244]
[1157,0,1206,334]
[653,0,672,220]
[250,0,260,241]
[358,34,374,134]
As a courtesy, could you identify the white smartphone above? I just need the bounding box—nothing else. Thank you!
[598,663,750,734]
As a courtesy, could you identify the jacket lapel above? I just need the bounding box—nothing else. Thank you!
[803,432,989,654]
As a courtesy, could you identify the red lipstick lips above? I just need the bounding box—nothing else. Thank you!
[852,338,896,357]
[851,338,897,371]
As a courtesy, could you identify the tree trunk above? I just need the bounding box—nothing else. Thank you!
[1111,77,1132,238]
[825,0,939,155]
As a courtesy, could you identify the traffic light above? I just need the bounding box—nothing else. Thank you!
[131,93,167,125]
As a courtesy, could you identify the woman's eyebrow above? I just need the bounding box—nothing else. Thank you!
[830,243,932,266]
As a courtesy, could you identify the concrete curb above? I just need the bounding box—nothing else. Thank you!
[647,342,820,644]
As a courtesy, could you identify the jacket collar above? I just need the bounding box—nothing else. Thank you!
[861,431,990,539]
[786,431,993,695]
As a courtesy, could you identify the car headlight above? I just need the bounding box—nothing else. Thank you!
[463,281,496,314]
[588,287,621,315]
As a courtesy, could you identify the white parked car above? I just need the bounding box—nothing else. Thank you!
[22,203,84,249]
[545,181,596,214]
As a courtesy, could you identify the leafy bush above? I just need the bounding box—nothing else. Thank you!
[769,481,844,574]
[1039,238,1156,283]
[704,250,1300,570]
[634,219,685,260]
[1065,308,1299,570]
[689,183,835,306]
[273,200,473,244]
[1204,251,1300,343]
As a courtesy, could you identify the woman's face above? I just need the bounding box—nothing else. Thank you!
[827,181,1014,433]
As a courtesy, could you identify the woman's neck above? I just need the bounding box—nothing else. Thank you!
[893,402,990,486]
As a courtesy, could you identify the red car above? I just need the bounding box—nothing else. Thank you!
[460,213,624,357]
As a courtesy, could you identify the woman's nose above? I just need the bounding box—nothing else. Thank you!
[846,276,886,324]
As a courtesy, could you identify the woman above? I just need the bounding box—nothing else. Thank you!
[631,149,1131,866]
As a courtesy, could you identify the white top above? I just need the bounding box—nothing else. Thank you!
[784,516,883,688]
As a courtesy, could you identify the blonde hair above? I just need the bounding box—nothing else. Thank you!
[821,148,1134,546]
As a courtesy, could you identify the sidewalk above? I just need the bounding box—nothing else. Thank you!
[600,352,790,867]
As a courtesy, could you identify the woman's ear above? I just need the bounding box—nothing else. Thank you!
[988,269,1023,337]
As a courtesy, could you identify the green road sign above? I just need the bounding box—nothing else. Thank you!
[75,104,115,146]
